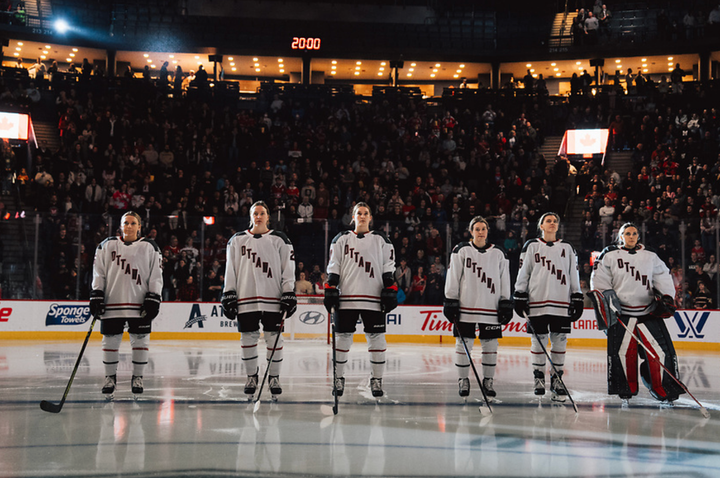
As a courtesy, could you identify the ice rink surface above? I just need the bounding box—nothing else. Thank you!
[1,339,719,478]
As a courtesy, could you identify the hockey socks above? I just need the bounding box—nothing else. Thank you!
[241,330,261,376]
[264,331,284,377]
[455,338,472,379]
[480,338,498,379]
[102,334,122,376]
[366,333,386,379]
[129,333,149,377]
[335,332,353,378]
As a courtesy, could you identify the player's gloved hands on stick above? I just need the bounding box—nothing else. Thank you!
[324,286,340,313]
[222,290,238,320]
[90,290,105,317]
[443,299,460,324]
[498,299,514,325]
[569,293,584,321]
[380,285,398,313]
[513,291,529,318]
[280,291,297,317]
[141,292,161,320]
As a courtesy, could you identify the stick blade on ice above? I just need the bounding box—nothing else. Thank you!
[39,400,62,414]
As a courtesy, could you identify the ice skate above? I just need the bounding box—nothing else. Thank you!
[269,375,282,401]
[458,377,470,398]
[131,375,144,399]
[619,393,632,409]
[533,370,545,396]
[550,371,567,403]
[482,378,496,399]
[102,374,116,400]
[244,374,258,397]
[333,377,345,397]
[370,377,383,398]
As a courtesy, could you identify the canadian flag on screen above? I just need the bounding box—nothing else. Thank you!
[564,129,609,155]
[0,112,29,140]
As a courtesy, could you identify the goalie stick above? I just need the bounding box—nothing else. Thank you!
[523,312,579,413]
[253,310,288,413]
[40,315,99,413]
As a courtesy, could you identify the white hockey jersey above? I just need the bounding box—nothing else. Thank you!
[224,230,295,314]
[91,236,163,319]
[515,238,581,318]
[590,244,675,317]
[327,230,396,311]
[444,242,511,324]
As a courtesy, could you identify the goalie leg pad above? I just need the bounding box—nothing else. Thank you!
[102,334,122,376]
[240,330,261,376]
[530,333,549,371]
[480,338,498,379]
[264,331,284,377]
[129,333,150,377]
[607,317,639,396]
[637,318,685,401]
[455,337,473,379]
[335,332,354,378]
[366,333,386,379]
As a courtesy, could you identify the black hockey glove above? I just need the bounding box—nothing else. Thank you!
[381,285,398,313]
[222,290,238,320]
[89,290,105,317]
[498,299,514,325]
[569,293,585,321]
[324,286,340,313]
[280,291,297,317]
[513,291,529,318]
[443,299,460,324]
[141,292,161,320]
[651,289,677,319]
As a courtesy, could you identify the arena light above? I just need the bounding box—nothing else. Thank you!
[54,19,70,34]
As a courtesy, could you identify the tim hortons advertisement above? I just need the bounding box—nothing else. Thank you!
[0,301,717,346]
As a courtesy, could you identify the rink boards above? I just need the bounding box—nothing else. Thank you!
[0,300,717,349]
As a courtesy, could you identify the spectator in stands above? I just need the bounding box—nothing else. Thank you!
[295,271,314,295]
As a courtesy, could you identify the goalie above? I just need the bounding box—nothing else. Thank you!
[589,223,685,403]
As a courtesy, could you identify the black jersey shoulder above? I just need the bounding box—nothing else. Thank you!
[558,239,579,256]
[230,230,250,242]
[489,243,510,259]
[520,238,541,253]
[451,242,471,254]
[371,230,392,244]
[141,238,161,252]
[331,230,351,244]
[270,230,292,245]
[596,245,620,262]
[98,236,119,249]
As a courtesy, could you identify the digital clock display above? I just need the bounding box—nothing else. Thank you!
[291,37,321,50]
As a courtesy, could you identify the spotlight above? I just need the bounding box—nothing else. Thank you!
[54,19,70,33]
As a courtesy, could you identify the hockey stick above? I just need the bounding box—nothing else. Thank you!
[452,318,493,415]
[320,306,339,416]
[608,306,710,418]
[523,313,579,413]
[253,310,288,413]
[40,314,99,413]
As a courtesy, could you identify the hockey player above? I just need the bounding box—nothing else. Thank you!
[324,202,397,398]
[513,212,583,401]
[222,201,296,399]
[90,211,163,398]
[590,222,685,402]
[443,216,513,399]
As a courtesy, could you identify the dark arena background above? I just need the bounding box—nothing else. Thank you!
[2,1,720,477]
